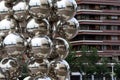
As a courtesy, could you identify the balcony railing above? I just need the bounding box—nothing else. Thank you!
[70,40,120,45]
[77,0,120,6]
[78,20,120,25]
[78,30,120,35]
[77,10,120,16]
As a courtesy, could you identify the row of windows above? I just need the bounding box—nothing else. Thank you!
[77,4,120,10]
[72,35,120,41]
[80,25,120,30]
[72,45,120,51]
[76,15,120,20]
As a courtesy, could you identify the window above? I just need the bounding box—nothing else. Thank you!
[80,25,89,30]
[106,26,111,30]
[110,6,118,10]
[111,16,118,20]
[118,56,120,61]
[76,15,89,20]
[100,25,106,30]
[77,5,81,10]
[111,36,118,40]
[111,26,118,30]
[100,5,107,10]
[76,15,81,20]
[112,45,119,50]
[101,45,107,50]
[96,36,103,40]
[80,5,89,9]
[100,16,107,20]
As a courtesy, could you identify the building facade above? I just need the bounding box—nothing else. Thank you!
[70,0,120,61]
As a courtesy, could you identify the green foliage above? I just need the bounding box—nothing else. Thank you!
[66,45,120,78]
[114,63,120,78]
[66,47,79,72]
[95,63,109,76]
[78,46,100,74]
[88,47,100,64]
[86,64,96,75]
[21,63,29,78]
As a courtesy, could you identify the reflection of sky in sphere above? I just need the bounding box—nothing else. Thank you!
[24,74,51,80]
[13,2,28,11]
[0,1,9,12]
[57,0,66,8]
[0,19,11,29]
[28,62,39,67]
[31,37,48,47]
[3,33,23,45]
[29,0,41,6]
[27,19,39,29]
[57,0,77,9]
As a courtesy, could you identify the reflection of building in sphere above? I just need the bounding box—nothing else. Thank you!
[0,0,78,79]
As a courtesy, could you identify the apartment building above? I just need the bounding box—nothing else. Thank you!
[71,0,120,61]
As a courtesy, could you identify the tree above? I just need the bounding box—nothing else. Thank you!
[65,46,79,72]
[88,47,99,64]
[114,63,120,78]
[79,46,100,75]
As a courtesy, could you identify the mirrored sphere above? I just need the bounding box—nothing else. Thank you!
[3,33,25,56]
[0,1,10,20]
[49,60,70,79]
[29,0,52,18]
[27,58,49,76]
[27,18,50,36]
[55,0,77,21]
[0,17,17,36]
[0,57,19,78]
[13,1,29,21]
[54,37,69,60]
[58,17,79,40]
[31,36,53,58]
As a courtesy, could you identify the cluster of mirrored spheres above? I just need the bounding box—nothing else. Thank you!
[0,0,79,80]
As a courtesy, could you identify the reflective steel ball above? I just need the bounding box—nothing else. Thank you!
[27,58,49,76]
[13,1,29,21]
[54,37,69,60]
[49,60,70,79]
[29,0,52,18]
[55,0,77,21]
[27,18,50,36]
[58,17,79,40]
[30,35,53,58]
[3,33,25,56]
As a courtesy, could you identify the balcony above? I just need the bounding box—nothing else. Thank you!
[79,20,120,25]
[70,40,120,45]
[77,10,120,16]
[78,30,120,35]
[77,0,120,6]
